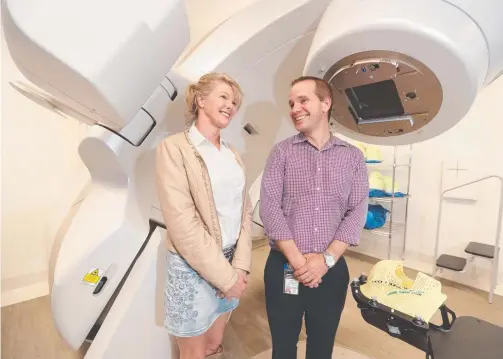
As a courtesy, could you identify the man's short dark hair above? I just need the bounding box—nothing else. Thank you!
[291,76,334,120]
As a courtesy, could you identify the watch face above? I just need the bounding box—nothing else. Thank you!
[325,253,335,267]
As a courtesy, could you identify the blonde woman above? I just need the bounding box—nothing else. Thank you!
[156,72,252,359]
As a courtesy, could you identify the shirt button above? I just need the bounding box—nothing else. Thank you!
[316,187,320,191]
[314,227,318,231]
[317,168,321,171]
[315,207,319,211]
[314,247,318,251]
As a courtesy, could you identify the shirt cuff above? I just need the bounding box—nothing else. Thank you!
[333,235,360,247]
[267,229,294,241]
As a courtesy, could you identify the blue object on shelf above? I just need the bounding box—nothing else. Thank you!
[369,189,407,198]
[366,160,383,164]
[364,204,389,230]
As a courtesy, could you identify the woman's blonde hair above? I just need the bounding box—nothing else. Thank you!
[184,72,244,125]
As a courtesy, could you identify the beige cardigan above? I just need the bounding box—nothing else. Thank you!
[155,131,253,293]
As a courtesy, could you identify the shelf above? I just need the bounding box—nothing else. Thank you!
[360,144,412,260]
[366,162,411,168]
[436,254,467,272]
[364,221,406,236]
[465,242,496,259]
[369,195,410,203]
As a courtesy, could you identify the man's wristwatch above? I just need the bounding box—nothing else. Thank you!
[323,251,336,268]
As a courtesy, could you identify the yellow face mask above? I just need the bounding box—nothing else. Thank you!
[383,176,400,193]
[366,144,382,163]
[353,142,383,163]
[369,171,385,190]
[360,260,447,322]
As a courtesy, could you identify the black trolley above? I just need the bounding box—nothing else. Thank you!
[351,274,503,359]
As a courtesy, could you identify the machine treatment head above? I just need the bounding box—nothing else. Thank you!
[304,0,503,145]
[325,51,442,139]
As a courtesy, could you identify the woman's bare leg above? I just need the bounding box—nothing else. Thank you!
[174,311,232,358]
[204,312,232,356]
[176,335,206,359]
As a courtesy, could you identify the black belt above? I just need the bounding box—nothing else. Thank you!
[223,244,237,262]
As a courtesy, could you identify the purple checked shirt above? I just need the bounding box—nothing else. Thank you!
[259,132,369,254]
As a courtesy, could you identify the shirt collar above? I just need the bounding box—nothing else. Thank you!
[292,132,348,149]
[189,123,229,148]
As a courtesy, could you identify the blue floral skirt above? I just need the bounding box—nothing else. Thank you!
[163,247,239,337]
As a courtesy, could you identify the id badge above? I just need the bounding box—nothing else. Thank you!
[283,263,299,295]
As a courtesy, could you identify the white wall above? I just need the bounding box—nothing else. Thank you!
[343,76,503,297]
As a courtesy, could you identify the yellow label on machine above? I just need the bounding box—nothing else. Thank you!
[82,268,103,286]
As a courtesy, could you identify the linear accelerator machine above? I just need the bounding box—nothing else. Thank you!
[2,0,503,358]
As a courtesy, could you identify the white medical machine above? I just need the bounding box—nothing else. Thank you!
[2,0,503,358]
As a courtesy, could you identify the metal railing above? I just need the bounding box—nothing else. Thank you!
[433,170,502,304]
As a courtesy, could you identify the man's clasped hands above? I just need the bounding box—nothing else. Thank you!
[291,252,329,288]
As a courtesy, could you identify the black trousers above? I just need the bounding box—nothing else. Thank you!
[264,249,350,359]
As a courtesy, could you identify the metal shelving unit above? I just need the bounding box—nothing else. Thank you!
[364,145,412,260]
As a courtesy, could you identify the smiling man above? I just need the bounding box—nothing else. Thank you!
[259,76,369,359]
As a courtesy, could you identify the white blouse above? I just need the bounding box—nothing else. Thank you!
[188,124,245,249]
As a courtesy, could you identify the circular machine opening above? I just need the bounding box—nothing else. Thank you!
[251,341,374,359]
[325,50,442,138]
